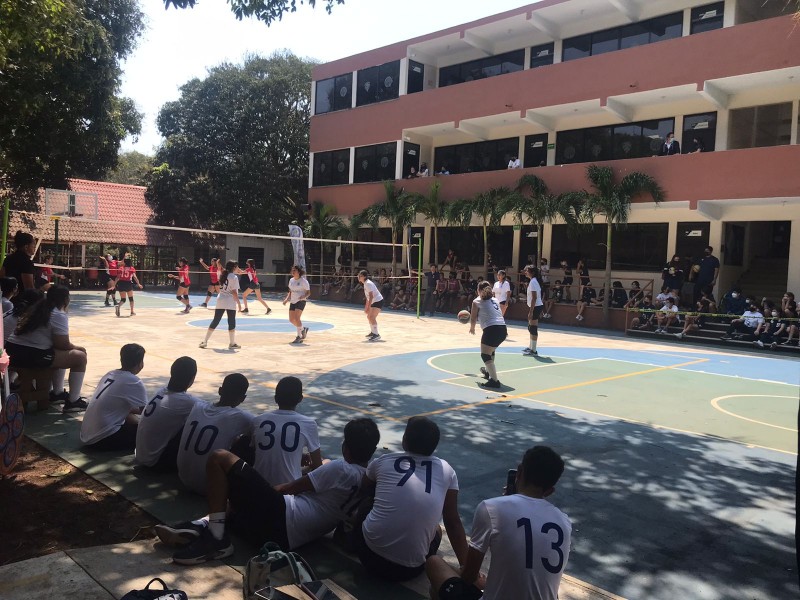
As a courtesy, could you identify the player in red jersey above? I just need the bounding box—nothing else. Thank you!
[115,257,143,317]
[240,258,272,315]
[168,257,192,313]
[100,254,119,306]
[198,258,220,308]
[36,255,67,291]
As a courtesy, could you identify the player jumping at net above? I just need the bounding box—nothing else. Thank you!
[240,259,272,315]
[168,257,192,313]
[198,258,220,308]
[283,264,311,344]
[100,254,118,306]
[115,257,143,317]
[359,270,384,341]
[470,280,508,389]
[199,260,240,350]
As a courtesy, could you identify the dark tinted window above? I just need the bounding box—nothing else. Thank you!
[613,224,669,270]
[556,118,674,165]
[313,151,333,187]
[612,124,644,159]
[333,73,352,112]
[592,28,619,56]
[583,126,613,162]
[433,138,518,175]
[530,43,555,69]
[619,23,649,50]
[356,66,378,107]
[691,2,724,34]
[408,60,424,94]
[354,143,396,183]
[642,118,675,155]
[682,112,717,153]
[556,129,584,164]
[523,134,548,168]
[313,149,350,187]
[377,61,400,102]
[434,146,456,174]
[315,78,335,115]
[238,247,265,269]
[439,50,525,88]
[648,12,683,42]
[563,34,591,62]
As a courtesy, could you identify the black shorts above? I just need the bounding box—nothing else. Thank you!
[34,277,49,289]
[247,281,259,290]
[371,300,384,310]
[353,523,426,582]
[6,343,55,368]
[84,420,138,452]
[481,324,507,348]
[530,305,544,320]
[562,277,573,285]
[289,301,306,312]
[499,300,507,305]
[116,280,133,292]
[439,577,483,600]
[99,272,111,285]
[541,283,550,299]
[227,459,290,549]
[208,282,220,289]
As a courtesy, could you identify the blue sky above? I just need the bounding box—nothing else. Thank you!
[120,0,536,154]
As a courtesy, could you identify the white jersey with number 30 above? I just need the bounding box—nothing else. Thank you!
[177,403,253,494]
[251,409,320,486]
[470,495,572,600]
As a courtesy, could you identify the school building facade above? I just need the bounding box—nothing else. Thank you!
[307,0,800,299]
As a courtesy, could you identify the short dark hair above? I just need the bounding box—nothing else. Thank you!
[120,344,145,370]
[168,356,197,392]
[521,446,565,490]
[275,376,302,407]
[404,416,439,455]
[46,285,70,310]
[358,269,370,279]
[344,418,380,463]
[221,373,249,399]
[14,230,33,249]
[0,277,18,296]
[705,246,713,252]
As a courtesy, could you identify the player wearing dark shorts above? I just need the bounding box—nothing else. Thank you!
[100,254,118,306]
[470,281,507,389]
[240,259,272,314]
[359,270,384,341]
[522,264,544,356]
[283,265,311,344]
[199,258,220,308]
[114,258,142,317]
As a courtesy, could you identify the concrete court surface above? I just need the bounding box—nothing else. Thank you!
[15,291,800,599]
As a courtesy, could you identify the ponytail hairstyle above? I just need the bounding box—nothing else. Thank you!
[13,230,34,250]
[16,285,69,335]
[221,260,237,284]
[292,264,306,277]
[247,259,255,269]
[358,269,370,281]
[524,264,542,288]
[178,257,188,267]
[478,280,493,300]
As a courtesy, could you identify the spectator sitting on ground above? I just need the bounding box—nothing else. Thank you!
[753,305,783,349]
[425,446,571,600]
[590,287,606,307]
[721,302,764,341]
[675,298,712,339]
[625,281,643,309]
[1,276,18,315]
[655,297,680,333]
[81,344,147,452]
[549,280,564,306]
[389,287,409,310]
[575,282,596,321]
[630,294,656,330]
[611,281,628,309]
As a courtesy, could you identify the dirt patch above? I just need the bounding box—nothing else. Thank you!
[0,437,158,566]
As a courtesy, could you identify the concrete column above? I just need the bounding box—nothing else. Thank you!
[310,81,317,116]
[787,220,800,293]
[553,40,563,64]
[715,109,729,151]
[674,115,685,145]
[399,58,409,97]
[666,221,678,259]
[395,141,403,181]
[511,228,521,274]
[790,100,799,145]
[423,224,433,265]
[351,71,358,109]
[541,224,552,263]
[308,152,314,189]
[682,8,691,36]
[348,147,355,184]
[523,47,531,70]
[723,0,737,27]
[709,219,724,296]
[546,131,556,166]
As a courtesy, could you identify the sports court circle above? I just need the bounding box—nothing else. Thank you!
[186,319,334,333]
[710,394,799,432]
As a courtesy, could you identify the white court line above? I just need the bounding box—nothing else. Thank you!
[711,394,799,432]
[426,352,583,376]
[440,357,601,381]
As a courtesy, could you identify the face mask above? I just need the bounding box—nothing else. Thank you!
[731,292,739,299]
[772,311,779,317]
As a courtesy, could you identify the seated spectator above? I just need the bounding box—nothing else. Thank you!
[655,285,674,308]
[2,286,36,345]
[419,162,429,177]
[549,280,564,305]
[539,258,550,302]
[425,446,571,600]
[625,281,643,308]
[158,418,380,564]
[655,297,680,333]
[700,289,718,315]
[721,287,746,318]
[610,281,628,309]
[463,276,481,305]
[436,165,450,175]
[80,344,147,451]
[630,295,656,330]
[407,166,418,179]
[434,274,448,311]
[507,156,521,169]
[5,285,87,412]
[1,276,18,315]
[135,356,199,471]
[575,282,596,321]
[721,302,764,341]
[781,291,796,315]
[779,304,798,346]
[675,298,712,339]
[590,287,606,307]
[754,306,783,349]
[178,374,253,495]
[356,417,468,582]
[389,287,409,310]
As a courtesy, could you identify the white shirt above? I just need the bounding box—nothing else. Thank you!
[473,297,505,330]
[285,459,366,548]
[214,273,240,310]
[288,276,311,304]
[508,158,521,169]
[177,403,253,494]
[660,304,678,315]
[527,278,544,307]
[363,452,458,567]
[363,279,383,304]
[2,297,12,314]
[7,308,69,349]
[539,265,550,284]
[251,409,320,486]
[135,387,200,467]
[470,495,572,600]
[741,310,764,329]
[492,280,511,303]
[80,370,148,445]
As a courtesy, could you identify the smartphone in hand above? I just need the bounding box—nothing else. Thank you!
[505,469,517,495]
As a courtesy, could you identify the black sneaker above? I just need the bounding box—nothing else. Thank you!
[49,390,69,405]
[200,302,207,308]
[479,367,489,380]
[62,397,88,413]
[292,336,302,344]
[155,521,206,547]
[480,379,501,389]
[266,307,272,315]
[240,308,249,314]
[172,528,233,565]
[104,301,110,307]
[365,332,373,338]
[369,334,381,341]
[301,327,309,339]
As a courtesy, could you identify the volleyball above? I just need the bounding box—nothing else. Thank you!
[457,309,470,324]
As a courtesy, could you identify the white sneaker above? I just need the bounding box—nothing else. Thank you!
[755,340,764,348]
[228,343,241,349]
[198,341,207,348]
[674,332,683,339]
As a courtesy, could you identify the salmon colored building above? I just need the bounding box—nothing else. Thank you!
[308,0,800,299]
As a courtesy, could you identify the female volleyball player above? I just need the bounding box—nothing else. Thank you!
[168,257,192,313]
[36,255,67,291]
[114,257,143,317]
[198,258,220,308]
[470,280,507,389]
[99,254,118,306]
[240,259,272,315]
[492,269,512,316]
[283,265,311,344]
[358,270,384,341]
[199,260,240,350]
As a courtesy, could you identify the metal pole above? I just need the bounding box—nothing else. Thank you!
[0,197,8,265]
[416,235,423,319]
[53,217,60,263]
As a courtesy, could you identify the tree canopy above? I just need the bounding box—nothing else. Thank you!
[104,151,154,187]
[164,0,345,25]
[0,0,144,208]
[146,52,315,233]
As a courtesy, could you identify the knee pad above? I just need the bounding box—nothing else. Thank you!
[528,325,538,336]
[176,295,182,301]
[480,353,492,364]
[182,295,189,300]
[119,297,126,304]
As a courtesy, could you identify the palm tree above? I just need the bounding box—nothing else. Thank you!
[412,180,446,266]
[303,200,345,285]
[511,174,561,263]
[447,187,511,277]
[576,165,665,324]
[356,181,416,275]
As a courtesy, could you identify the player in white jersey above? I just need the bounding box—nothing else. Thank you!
[134,356,200,471]
[470,280,508,389]
[177,373,252,494]
[199,260,240,350]
[491,269,511,316]
[356,417,468,582]
[155,418,381,565]
[426,446,571,600]
[523,264,545,357]
[358,269,384,341]
[283,264,311,344]
[81,344,147,452]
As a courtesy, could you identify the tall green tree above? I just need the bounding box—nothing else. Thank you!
[357,181,415,276]
[146,52,315,233]
[105,151,154,187]
[0,0,144,208]
[164,0,344,25]
[412,180,446,266]
[304,200,345,282]
[575,165,664,324]
[447,187,511,277]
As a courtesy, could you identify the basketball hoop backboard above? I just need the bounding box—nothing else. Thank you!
[44,189,98,220]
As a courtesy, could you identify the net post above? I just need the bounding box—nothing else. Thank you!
[415,233,423,319]
[0,196,9,265]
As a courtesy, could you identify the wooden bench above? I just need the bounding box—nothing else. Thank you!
[14,367,53,411]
